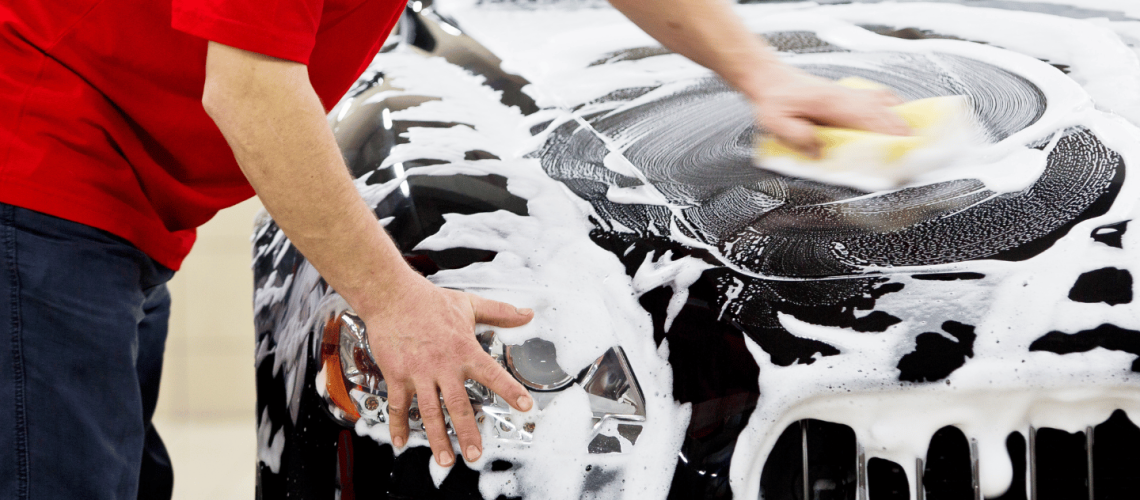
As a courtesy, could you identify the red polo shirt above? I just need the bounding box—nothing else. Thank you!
[0,0,404,270]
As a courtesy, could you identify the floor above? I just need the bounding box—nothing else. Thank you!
[151,418,258,500]
[153,197,264,500]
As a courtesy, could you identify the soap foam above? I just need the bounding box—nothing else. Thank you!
[1000,0,1140,19]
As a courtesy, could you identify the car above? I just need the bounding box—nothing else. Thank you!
[251,1,1140,498]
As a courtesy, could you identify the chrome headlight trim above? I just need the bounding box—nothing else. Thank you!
[504,338,576,392]
[319,311,647,452]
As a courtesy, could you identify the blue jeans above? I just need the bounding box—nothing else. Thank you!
[0,204,174,499]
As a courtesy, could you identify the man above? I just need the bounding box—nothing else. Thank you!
[0,0,907,497]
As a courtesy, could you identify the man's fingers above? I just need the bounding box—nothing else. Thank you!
[767,116,822,159]
[871,88,905,107]
[471,355,533,412]
[852,103,911,136]
[387,386,411,450]
[822,93,911,137]
[469,294,534,328]
[415,381,455,467]
[440,380,483,462]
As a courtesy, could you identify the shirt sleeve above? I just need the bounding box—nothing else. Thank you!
[171,0,324,64]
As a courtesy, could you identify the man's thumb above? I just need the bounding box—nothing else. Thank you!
[469,294,534,328]
[769,117,822,159]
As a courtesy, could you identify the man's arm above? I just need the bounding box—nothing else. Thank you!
[608,0,910,157]
[201,42,533,467]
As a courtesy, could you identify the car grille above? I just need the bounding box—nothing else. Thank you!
[759,410,1140,500]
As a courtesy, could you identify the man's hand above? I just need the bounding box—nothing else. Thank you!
[750,67,909,158]
[365,275,535,466]
[201,42,532,466]
[607,0,910,155]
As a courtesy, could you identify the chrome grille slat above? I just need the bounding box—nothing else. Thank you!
[970,438,981,500]
[915,457,925,500]
[1086,425,1094,500]
[857,442,869,500]
[1030,427,1038,500]
[801,421,810,500]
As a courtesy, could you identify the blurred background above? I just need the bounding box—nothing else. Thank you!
[153,197,264,500]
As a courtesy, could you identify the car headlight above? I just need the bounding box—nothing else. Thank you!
[319,311,646,452]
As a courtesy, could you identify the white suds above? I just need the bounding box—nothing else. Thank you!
[632,251,714,331]
[1000,0,1140,19]
[257,407,287,474]
[429,456,454,488]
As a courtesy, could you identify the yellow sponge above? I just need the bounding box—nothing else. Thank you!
[755,77,977,191]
